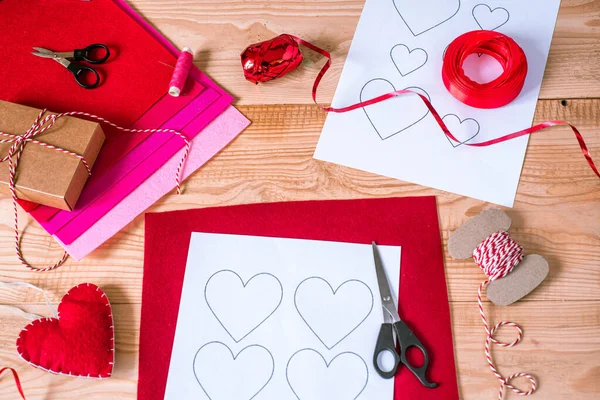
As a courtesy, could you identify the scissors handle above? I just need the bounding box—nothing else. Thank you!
[373,323,401,379]
[73,44,110,64]
[394,320,437,388]
[67,63,100,89]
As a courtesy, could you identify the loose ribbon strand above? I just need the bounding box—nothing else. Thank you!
[242,33,599,180]
[0,367,26,400]
[0,110,191,271]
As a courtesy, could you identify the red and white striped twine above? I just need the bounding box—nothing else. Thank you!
[0,109,190,272]
[473,231,537,399]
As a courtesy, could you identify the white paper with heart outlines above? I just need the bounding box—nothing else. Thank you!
[164,233,400,400]
[314,0,561,207]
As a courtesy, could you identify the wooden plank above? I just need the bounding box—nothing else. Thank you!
[0,2,598,399]
[1,100,598,304]
[1,301,597,399]
[127,0,600,104]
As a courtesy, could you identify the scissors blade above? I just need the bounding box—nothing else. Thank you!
[372,242,401,323]
[31,47,56,58]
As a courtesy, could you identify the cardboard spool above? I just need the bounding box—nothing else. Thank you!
[448,209,549,306]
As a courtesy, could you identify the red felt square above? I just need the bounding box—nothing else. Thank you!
[140,197,459,399]
[16,283,114,378]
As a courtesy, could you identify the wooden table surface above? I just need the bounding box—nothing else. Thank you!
[1,1,599,399]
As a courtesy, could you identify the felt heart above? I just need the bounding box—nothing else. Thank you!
[16,283,114,378]
[360,78,430,140]
[442,114,480,147]
[294,277,373,349]
[205,270,283,342]
[286,349,368,400]
[193,341,274,399]
[390,44,428,76]
[393,0,460,36]
[472,4,510,31]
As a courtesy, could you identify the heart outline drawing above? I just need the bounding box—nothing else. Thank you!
[286,348,368,400]
[205,269,283,343]
[442,114,481,147]
[393,0,461,36]
[360,78,431,140]
[390,44,428,77]
[294,277,373,350]
[472,4,510,31]
[193,341,274,400]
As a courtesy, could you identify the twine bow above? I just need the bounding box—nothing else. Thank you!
[0,109,190,272]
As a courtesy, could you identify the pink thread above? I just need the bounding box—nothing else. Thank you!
[473,231,537,399]
[168,47,193,97]
[0,109,190,271]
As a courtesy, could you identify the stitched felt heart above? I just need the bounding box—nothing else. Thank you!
[16,283,114,378]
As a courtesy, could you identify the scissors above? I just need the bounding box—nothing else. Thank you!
[371,242,437,388]
[32,44,110,89]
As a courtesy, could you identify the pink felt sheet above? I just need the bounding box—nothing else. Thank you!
[58,105,250,260]
[29,77,205,223]
[38,86,223,241]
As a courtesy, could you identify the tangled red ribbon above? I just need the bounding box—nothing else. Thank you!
[241,32,599,179]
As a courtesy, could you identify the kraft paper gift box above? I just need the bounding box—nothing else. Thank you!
[0,101,105,210]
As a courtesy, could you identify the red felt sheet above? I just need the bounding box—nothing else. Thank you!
[1,0,179,212]
[0,0,174,127]
[140,197,459,400]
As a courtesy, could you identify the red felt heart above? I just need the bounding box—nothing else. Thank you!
[16,283,114,378]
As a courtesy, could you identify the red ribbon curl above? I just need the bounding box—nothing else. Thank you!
[0,367,26,400]
[240,33,599,180]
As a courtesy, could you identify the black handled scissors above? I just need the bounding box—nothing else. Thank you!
[371,242,437,388]
[32,44,110,89]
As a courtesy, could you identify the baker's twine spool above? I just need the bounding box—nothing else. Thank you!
[0,109,191,271]
[473,231,537,399]
[168,47,193,97]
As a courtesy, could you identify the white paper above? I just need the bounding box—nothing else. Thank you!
[164,233,401,400]
[314,0,561,207]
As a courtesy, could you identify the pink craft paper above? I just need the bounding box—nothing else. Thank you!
[56,106,250,260]
[54,88,223,244]
[37,86,222,237]
[29,77,205,223]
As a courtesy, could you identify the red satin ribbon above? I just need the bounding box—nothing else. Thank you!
[241,33,599,179]
[0,367,27,400]
[442,30,528,109]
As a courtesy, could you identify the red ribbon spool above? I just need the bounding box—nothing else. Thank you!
[442,30,528,109]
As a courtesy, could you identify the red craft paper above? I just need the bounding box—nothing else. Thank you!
[9,0,233,231]
[0,0,175,134]
[140,197,459,400]
[2,0,176,213]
